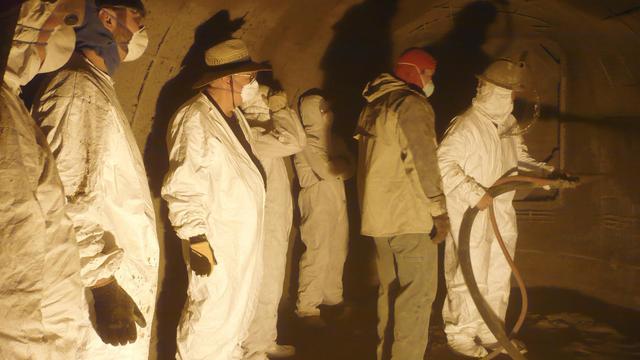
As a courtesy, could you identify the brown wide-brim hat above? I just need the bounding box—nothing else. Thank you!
[193,39,272,89]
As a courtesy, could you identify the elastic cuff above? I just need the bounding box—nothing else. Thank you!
[429,194,448,217]
[90,276,116,289]
[81,248,124,287]
[295,308,321,318]
[176,224,208,241]
[467,187,487,208]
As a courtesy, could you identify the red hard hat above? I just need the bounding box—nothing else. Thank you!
[394,48,437,88]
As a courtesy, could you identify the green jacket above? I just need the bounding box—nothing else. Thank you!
[355,73,446,237]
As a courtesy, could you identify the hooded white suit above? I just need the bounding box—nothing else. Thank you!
[32,53,159,359]
[438,82,553,349]
[0,2,84,358]
[241,87,306,359]
[293,95,352,317]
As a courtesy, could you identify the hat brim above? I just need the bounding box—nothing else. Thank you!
[193,61,272,89]
[475,74,525,91]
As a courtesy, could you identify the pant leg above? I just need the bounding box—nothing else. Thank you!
[296,184,331,316]
[478,210,518,343]
[373,237,396,360]
[322,183,349,305]
[388,233,438,360]
[177,229,263,360]
[443,210,492,341]
[243,204,292,356]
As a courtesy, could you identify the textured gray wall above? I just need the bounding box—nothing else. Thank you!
[107,1,639,354]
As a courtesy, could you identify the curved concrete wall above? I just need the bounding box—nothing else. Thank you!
[110,0,639,330]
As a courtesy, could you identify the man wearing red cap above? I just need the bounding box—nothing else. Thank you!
[355,48,450,359]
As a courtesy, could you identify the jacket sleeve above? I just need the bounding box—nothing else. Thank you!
[36,93,123,288]
[299,141,353,181]
[396,95,447,216]
[437,121,487,209]
[0,127,49,258]
[250,106,307,159]
[161,108,211,241]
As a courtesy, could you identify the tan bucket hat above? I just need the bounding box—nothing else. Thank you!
[192,39,271,89]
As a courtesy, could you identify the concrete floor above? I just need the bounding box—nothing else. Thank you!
[275,287,640,360]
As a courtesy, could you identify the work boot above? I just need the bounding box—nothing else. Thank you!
[447,335,489,358]
[483,338,528,355]
[266,344,296,358]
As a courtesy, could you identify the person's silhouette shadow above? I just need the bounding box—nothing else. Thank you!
[425,0,505,138]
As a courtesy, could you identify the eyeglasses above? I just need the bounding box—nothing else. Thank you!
[234,73,257,82]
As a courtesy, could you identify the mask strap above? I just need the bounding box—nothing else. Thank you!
[397,62,426,88]
[231,75,236,109]
[15,23,54,33]
[103,7,136,44]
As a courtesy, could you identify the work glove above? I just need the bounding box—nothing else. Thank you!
[548,169,579,182]
[268,90,288,112]
[431,214,451,244]
[189,234,217,277]
[91,278,146,346]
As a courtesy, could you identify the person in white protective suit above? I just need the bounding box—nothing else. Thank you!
[31,0,159,358]
[0,1,85,358]
[161,39,270,360]
[438,58,557,357]
[240,82,306,359]
[294,93,354,324]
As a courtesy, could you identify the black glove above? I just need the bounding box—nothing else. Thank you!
[91,279,146,346]
[430,214,451,244]
[189,235,217,277]
[548,169,579,182]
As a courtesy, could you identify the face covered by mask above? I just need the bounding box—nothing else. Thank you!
[472,80,514,126]
[40,25,76,72]
[240,80,271,122]
[4,0,77,90]
[122,26,148,62]
[397,61,436,97]
[423,80,435,97]
[240,78,260,105]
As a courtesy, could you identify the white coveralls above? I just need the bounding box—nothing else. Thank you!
[438,83,553,345]
[32,53,160,359]
[162,93,266,360]
[0,3,84,359]
[241,89,306,358]
[294,95,352,317]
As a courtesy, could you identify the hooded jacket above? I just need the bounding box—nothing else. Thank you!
[356,73,446,238]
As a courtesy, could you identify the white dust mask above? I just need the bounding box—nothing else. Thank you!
[40,25,76,73]
[240,79,260,105]
[122,27,148,62]
[423,80,435,97]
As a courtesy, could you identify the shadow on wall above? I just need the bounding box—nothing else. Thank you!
[144,10,245,359]
[320,0,398,140]
[318,0,398,302]
[425,0,505,138]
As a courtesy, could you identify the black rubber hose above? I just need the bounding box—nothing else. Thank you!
[458,180,537,360]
